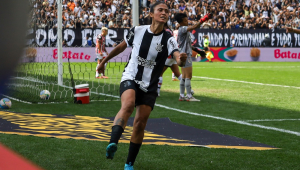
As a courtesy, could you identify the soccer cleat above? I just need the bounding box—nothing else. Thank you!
[102,76,109,79]
[179,95,185,101]
[124,162,134,170]
[185,96,200,102]
[172,78,179,81]
[106,143,118,159]
[96,76,103,79]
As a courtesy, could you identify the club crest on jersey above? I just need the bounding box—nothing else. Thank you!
[155,43,164,52]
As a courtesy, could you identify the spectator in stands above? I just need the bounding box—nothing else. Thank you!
[92,1,101,16]
[101,13,109,27]
[66,20,76,28]
[269,19,275,30]
[30,0,300,47]
[179,2,185,11]
[139,14,145,25]
[68,0,76,11]
[74,3,82,16]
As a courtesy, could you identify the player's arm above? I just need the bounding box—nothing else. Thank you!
[101,41,127,63]
[173,51,187,67]
[97,39,102,55]
[286,27,300,34]
[167,36,186,67]
[99,38,104,55]
[97,40,127,73]
[186,13,212,32]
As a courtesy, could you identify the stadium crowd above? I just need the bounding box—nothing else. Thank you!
[31,0,300,30]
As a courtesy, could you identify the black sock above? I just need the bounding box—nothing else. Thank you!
[109,125,124,144]
[126,142,142,166]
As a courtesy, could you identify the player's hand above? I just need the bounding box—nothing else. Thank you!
[178,53,187,67]
[286,27,293,33]
[97,63,105,74]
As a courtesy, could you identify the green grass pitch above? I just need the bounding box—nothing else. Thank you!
[1,62,300,170]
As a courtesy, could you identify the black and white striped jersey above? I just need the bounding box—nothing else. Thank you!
[122,25,179,93]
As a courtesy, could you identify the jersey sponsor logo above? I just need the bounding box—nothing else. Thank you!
[137,56,156,69]
[155,43,164,52]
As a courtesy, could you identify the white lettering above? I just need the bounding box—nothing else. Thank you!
[64,29,75,46]
[81,29,92,46]
[36,29,47,46]
[271,33,275,47]
[224,33,229,46]
[218,33,223,47]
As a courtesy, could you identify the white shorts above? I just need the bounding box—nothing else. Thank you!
[96,52,108,60]
[165,58,177,67]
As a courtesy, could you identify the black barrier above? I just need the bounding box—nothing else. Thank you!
[27,28,300,47]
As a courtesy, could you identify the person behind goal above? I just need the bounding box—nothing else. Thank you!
[97,2,187,169]
[95,27,109,79]
[175,12,212,101]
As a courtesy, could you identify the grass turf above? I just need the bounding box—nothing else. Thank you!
[1,62,300,170]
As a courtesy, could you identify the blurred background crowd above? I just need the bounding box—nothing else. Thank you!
[30,0,300,30]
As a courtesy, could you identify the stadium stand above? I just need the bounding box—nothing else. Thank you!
[30,0,300,31]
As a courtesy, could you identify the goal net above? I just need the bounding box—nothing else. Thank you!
[5,44,130,103]
[2,0,138,103]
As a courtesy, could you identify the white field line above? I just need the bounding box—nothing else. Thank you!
[245,119,300,122]
[6,77,300,136]
[2,95,33,104]
[193,76,300,89]
[155,104,300,136]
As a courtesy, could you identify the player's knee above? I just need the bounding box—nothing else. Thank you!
[121,101,135,113]
[133,119,147,131]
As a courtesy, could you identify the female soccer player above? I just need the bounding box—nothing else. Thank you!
[175,12,211,101]
[97,2,187,170]
[95,27,109,79]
